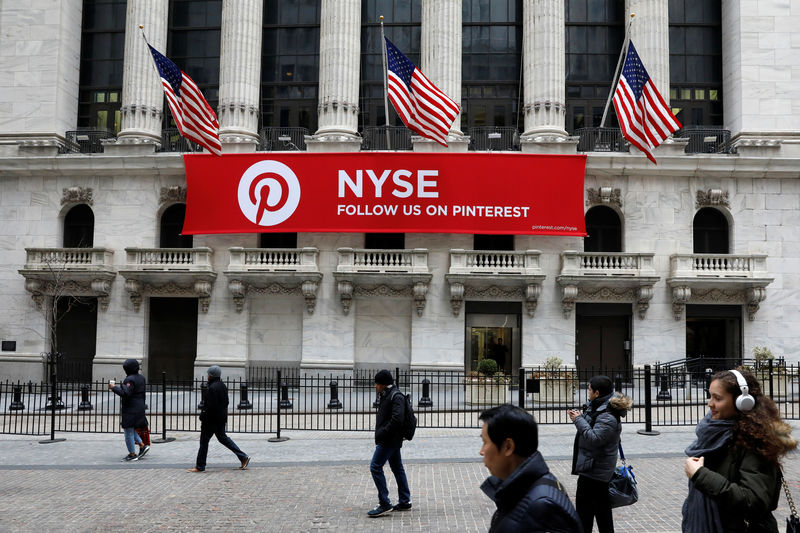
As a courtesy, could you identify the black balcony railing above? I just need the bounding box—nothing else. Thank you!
[576,127,630,153]
[674,126,734,154]
[259,127,308,151]
[62,129,116,154]
[468,127,520,151]
[361,126,413,150]
[158,128,202,153]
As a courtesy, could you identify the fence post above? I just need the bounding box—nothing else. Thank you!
[78,384,93,410]
[768,358,775,399]
[153,371,175,444]
[10,384,25,411]
[237,382,253,409]
[637,364,660,436]
[327,380,343,409]
[518,367,525,408]
[418,378,433,408]
[40,352,66,444]
[268,369,289,442]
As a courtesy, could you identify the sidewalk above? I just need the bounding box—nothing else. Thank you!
[1,423,798,532]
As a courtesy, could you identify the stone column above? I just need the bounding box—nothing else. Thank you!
[113,0,169,153]
[627,0,669,103]
[307,0,362,152]
[217,0,262,152]
[414,0,468,152]
[520,0,574,153]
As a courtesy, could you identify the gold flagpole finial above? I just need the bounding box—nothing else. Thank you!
[379,15,384,21]
[139,24,144,29]
[630,13,635,19]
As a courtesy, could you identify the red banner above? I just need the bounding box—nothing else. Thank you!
[182,152,587,236]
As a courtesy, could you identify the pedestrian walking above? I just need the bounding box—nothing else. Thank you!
[187,365,250,472]
[367,369,412,517]
[568,375,631,533]
[682,369,797,533]
[109,358,148,462]
[479,404,582,533]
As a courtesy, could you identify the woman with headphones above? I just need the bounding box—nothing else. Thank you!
[682,368,797,533]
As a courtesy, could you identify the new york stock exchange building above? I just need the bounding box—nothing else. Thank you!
[1,0,798,385]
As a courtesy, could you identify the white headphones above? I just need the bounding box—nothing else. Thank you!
[730,369,756,412]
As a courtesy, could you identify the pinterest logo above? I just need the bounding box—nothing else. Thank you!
[237,160,301,226]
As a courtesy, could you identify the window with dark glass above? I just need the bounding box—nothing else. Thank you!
[259,233,298,248]
[669,0,722,126]
[78,0,126,133]
[365,233,405,249]
[693,207,728,254]
[262,0,320,131]
[565,0,625,133]
[167,0,222,128]
[160,204,193,248]
[474,234,514,251]
[360,0,422,129]
[584,206,622,252]
[461,0,522,130]
[63,205,95,248]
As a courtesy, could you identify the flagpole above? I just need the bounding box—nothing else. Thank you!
[379,16,391,150]
[600,13,635,128]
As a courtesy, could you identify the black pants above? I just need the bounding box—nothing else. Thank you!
[576,475,614,533]
[195,424,248,471]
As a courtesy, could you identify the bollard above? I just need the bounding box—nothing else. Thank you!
[614,374,623,393]
[637,364,660,436]
[45,394,65,410]
[268,370,289,442]
[418,378,433,408]
[10,385,25,411]
[656,370,672,401]
[198,381,207,410]
[237,382,253,410]
[279,381,293,409]
[327,380,342,409]
[78,384,93,411]
[152,371,175,443]
[704,368,713,399]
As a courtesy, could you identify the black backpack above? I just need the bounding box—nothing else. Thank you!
[393,389,417,441]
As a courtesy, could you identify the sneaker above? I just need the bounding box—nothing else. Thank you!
[138,445,150,459]
[123,453,138,462]
[187,467,204,473]
[240,456,250,470]
[392,502,412,512]
[367,504,393,517]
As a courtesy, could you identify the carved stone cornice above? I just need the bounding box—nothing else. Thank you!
[447,282,543,318]
[22,277,115,311]
[586,187,621,208]
[555,278,658,319]
[122,276,216,313]
[61,187,94,206]
[226,277,321,315]
[695,189,729,209]
[159,186,187,205]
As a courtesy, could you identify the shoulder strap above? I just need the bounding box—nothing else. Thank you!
[782,467,799,519]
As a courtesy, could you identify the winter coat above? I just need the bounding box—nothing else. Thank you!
[571,392,632,482]
[111,359,147,429]
[374,385,405,448]
[689,443,782,533]
[199,377,229,429]
[481,451,583,533]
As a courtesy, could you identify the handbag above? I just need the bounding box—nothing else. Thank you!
[608,441,638,508]
[783,471,799,533]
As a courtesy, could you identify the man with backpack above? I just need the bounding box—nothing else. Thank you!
[367,369,412,517]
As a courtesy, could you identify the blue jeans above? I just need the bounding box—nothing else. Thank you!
[123,427,143,454]
[195,425,248,471]
[370,445,410,507]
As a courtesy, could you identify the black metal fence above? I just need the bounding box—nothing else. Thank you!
[576,127,630,153]
[62,129,116,154]
[361,126,413,150]
[259,127,308,151]
[674,126,734,154]
[468,126,520,151]
[2,364,798,437]
[158,127,203,153]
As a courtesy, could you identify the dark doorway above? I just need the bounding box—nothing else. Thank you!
[160,204,193,248]
[63,204,95,248]
[693,208,728,253]
[259,232,298,248]
[584,205,622,252]
[148,297,198,381]
[576,303,631,380]
[465,302,521,376]
[686,304,741,371]
[54,296,97,382]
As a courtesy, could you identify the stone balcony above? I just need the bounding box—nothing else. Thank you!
[333,248,432,316]
[556,251,660,319]
[445,249,545,317]
[667,254,774,320]
[18,248,116,310]
[224,247,323,314]
[119,248,217,313]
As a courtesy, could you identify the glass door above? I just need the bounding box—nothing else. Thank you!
[465,313,520,376]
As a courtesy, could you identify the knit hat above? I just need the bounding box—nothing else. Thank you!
[207,365,222,378]
[374,369,394,385]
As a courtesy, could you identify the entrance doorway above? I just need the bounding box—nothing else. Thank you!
[148,297,198,381]
[576,303,631,380]
[686,304,742,371]
[464,302,521,376]
[54,296,97,382]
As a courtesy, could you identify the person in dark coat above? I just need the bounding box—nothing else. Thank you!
[187,365,250,472]
[479,404,582,533]
[367,369,411,517]
[568,375,632,533]
[109,358,148,461]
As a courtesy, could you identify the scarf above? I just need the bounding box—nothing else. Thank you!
[681,411,735,533]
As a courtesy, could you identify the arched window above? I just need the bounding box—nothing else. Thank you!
[259,233,297,248]
[365,233,405,249]
[584,205,621,252]
[63,204,95,247]
[693,207,728,253]
[474,234,514,251]
[160,204,193,248]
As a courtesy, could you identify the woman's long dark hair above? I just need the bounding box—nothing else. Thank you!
[712,369,797,466]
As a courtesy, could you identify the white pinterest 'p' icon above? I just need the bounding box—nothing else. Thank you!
[237,160,301,226]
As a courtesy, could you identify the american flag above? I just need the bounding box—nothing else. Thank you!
[385,38,460,147]
[147,45,222,156]
[612,40,681,164]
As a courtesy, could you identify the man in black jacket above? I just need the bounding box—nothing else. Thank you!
[479,404,582,533]
[188,365,250,472]
[367,369,411,517]
[109,358,148,461]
